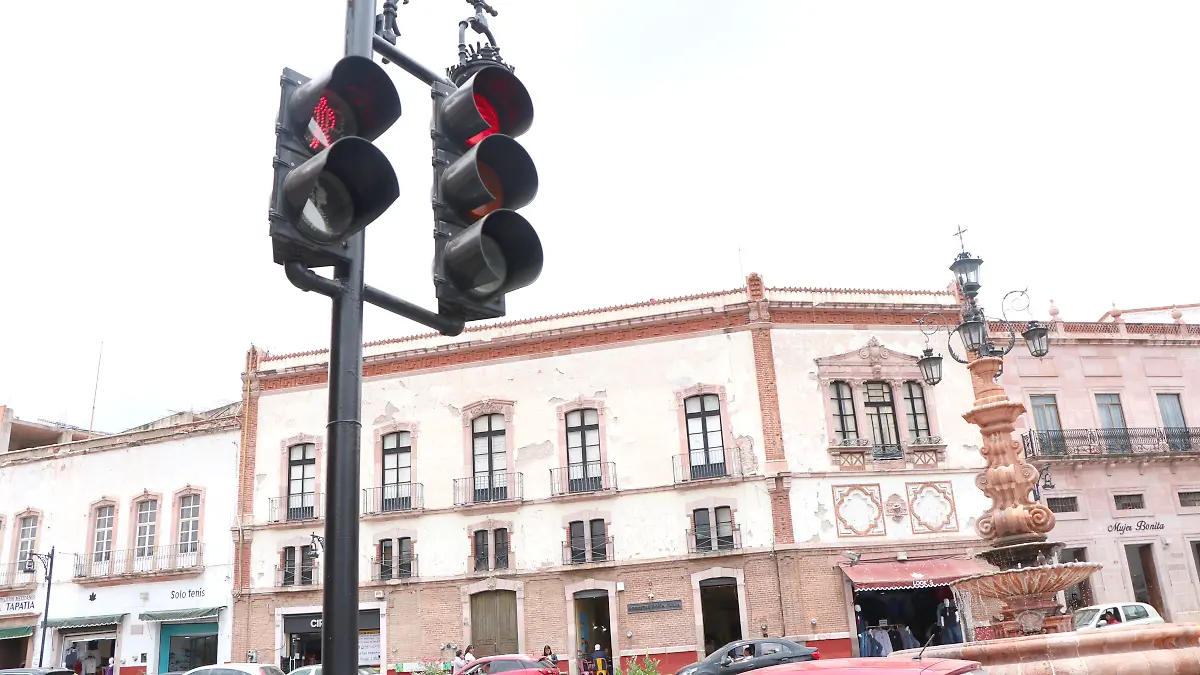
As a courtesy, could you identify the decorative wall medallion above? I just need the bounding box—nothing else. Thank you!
[906,481,959,534]
[832,484,885,537]
[885,494,908,523]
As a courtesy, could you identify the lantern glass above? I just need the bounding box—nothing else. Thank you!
[949,254,983,298]
[957,318,988,353]
[918,349,943,386]
[1023,321,1050,358]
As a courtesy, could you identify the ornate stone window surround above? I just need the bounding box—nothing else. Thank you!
[128,490,166,553]
[10,508,42,566]
[279,432,324,501]
[467,517,515,574]
[674,384,738,473]
[461,399,517,478]
[171,485,206,553]
[86,497,120,560]
[372,421,421,508]
[815,338,946,469]
[555,397,611,487]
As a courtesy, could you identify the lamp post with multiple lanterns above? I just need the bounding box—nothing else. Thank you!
[916,241,1056,556]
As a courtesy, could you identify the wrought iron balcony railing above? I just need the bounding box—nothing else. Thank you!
[453,473,523,506]
[562,536,614,565]
[275,562,319,587]
[0,560,38,587]
[469,548,511,573]
[550,462,617,496]
[362,483,424,514]
[687,525,742,554]
[268,493,324,523]
[370,554,417,581]
[1023,427,1200,459]
[672,453,740,484]
[73,543,204,579]
[871,444,903,460]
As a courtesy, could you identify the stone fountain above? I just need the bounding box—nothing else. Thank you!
[891,355,1200,673]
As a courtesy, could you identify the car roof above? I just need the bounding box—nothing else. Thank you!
[1074,602,1156,612]
[757,658,982,675]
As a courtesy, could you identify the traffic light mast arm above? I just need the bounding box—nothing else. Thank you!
[285,262,465,336]
[372,35,453,87]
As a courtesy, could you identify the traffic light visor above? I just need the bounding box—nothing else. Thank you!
[443,210,543,298]
[282,137,400,243]
[441,66,533,145]
[289,56,401,149]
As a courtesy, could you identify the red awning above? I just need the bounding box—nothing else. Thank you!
[840,557,987,591]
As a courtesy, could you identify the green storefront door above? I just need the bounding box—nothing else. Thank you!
[158,622,218,672]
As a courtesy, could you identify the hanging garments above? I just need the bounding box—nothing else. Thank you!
[868,628,893,656]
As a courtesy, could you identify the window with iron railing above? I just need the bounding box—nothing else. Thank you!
[830,381,858,442]
[566,408,603,493]
[93,506,115,563]
[473,530,489,572]
[685,394,726,480]
[1047,496,1079,513]
[281,545,315,586]
[473,414,508,502]
[567,519,608,564]
[864,381,901,459]
[288,443,318,520]
[494,528,509,570]
[1114,494,1145,511]
[692,506,735,552]
[1179,491,1200,508]
[17,516,37,565]
[378,537,414,580]
[382,431,413,510]
[135,500,158,558]
[178,494,201,554]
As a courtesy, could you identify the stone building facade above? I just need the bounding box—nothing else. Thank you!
[230,275,1004,671]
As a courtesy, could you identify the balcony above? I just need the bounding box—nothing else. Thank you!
[362,483,424,515]
[687,525,742,554]
[275,562,319,588]
[672,454,739,484]
[369,554,417,581]
[0,560,38,590]
[562,536,614,565]
[453,473,523,507]
[550,462,617,496]
[73,543,204,582]
[1023,427,1200,459]
[268,493,324,523]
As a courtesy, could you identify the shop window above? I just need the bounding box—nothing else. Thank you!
[1114,494,1145,511]
[1047,496,1079,513]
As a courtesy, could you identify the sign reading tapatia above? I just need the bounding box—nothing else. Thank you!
[1,594,37,615]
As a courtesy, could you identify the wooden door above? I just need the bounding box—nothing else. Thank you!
[470,590,518,656]
[1139,545,1166,619]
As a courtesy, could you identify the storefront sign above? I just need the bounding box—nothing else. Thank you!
[169,587,207,601]
[627,600,682,614]
[1108,521,1166,534]
[1,594,37,615]
[358,630,381,665]
[283,609,380,634]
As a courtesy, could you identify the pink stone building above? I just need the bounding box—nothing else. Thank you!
[998,303,1200,622]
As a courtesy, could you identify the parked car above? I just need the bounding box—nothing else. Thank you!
[754,658,985,675]
[184,664,287,675]
[674,639,819,675]
[1072,602,1164,632]
[459,654,559,675]
[0,669,76,675]
[287,666,380,675]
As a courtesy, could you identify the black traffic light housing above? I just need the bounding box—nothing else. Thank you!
[431,64,542,321]
[270,56,402,269]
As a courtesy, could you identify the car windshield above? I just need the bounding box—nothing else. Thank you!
[1073,608,1100,630]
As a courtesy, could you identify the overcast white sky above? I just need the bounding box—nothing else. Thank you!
[1,1,1197,432]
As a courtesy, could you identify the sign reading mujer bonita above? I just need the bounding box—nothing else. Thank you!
[1108,520,1166,534]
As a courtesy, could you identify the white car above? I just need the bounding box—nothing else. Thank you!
[184,664,287,675]
[1072,602,1164,631]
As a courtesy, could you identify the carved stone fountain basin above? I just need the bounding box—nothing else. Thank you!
[952,561,1104,598]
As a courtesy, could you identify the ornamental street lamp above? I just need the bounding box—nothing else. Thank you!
[22,548,55,667]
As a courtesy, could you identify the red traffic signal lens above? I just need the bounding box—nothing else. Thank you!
[466,94,501,147]
[304,93,357,151]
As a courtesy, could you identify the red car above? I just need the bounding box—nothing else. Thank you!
[459,655,560,675]
[756,658,985,675]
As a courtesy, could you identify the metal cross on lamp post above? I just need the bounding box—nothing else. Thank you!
[914,237,1056,556]
[22,548,55,667]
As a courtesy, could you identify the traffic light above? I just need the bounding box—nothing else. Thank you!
[431,64,542,321]
[270,56,402,268]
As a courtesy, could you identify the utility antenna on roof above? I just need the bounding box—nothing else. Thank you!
[88,342,104,435]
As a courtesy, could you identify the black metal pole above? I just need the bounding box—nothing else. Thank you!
[37,548,54,667]
[320,2,374,671]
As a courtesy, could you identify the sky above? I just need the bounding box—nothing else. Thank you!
[0,1,1197,432]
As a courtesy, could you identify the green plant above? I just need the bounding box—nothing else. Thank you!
[613,653,662,675]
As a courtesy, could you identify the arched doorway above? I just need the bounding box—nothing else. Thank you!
[470,590,519,656]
